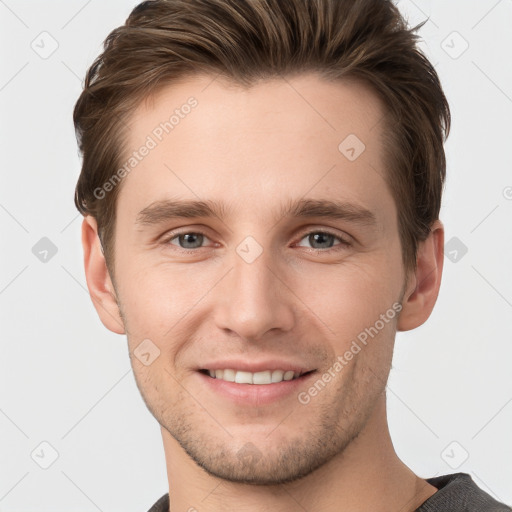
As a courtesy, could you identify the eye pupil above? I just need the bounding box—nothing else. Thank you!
[309,232,334,249]
[179,233,203,248]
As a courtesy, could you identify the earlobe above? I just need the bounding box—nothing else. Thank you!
[396,220,444,332]
[81,216,125,334]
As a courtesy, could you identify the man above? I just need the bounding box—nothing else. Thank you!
[73,0,511,510]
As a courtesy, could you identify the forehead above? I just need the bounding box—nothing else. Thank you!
[118,72,394,227]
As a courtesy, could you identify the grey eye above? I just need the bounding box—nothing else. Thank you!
[172,233,204,249]
[297,232,337,249]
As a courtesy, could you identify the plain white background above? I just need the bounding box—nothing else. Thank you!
[1,1,511,510]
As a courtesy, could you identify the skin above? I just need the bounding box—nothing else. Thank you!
[82,73,444,512]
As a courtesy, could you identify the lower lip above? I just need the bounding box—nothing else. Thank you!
[197,371,316,406]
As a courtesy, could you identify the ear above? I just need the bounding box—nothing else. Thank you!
[397,220,444,332]
[81,216,125,334]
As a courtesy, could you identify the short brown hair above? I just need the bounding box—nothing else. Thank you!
[73,0,450,275]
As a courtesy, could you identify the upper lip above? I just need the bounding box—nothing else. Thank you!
[198,359,315,374]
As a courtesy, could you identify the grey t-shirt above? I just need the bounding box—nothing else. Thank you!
[147,472,511,511]
[416,473,511,511]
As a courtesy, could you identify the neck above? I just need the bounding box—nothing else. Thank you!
[161,396,437,512]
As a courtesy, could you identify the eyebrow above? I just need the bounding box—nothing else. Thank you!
[135,197,377,229]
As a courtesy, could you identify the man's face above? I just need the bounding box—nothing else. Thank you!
[109,73,408,484]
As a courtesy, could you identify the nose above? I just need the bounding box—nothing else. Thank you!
[213,248,295,341]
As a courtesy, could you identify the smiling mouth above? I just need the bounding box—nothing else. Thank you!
[199,369,315,384]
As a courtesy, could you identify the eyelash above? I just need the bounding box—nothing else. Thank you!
[161,229,352,253]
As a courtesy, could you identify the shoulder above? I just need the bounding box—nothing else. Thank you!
[417,473,511,512]
[146,492,169,512]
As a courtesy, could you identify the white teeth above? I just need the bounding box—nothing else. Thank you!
[222,369,236,382]
[206,368,301,384]
[253,370,272,384]
[234,371,253,384]
[271,370,284,383]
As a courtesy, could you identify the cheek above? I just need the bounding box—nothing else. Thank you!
[115,257,219,343]
[295,258,402,342]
